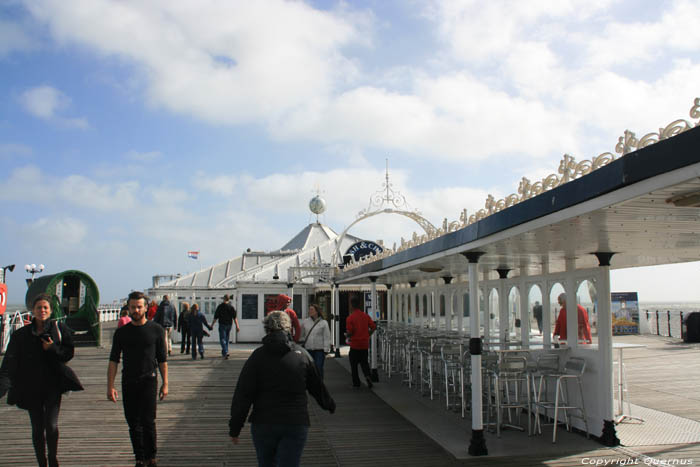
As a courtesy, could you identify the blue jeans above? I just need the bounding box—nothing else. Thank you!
[307,349,326,380]
[191,334,204,359]
[218,324,232,356]
[251,423,308,467]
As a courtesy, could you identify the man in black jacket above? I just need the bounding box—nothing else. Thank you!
[212,294,239,359]
[154,295,177,356]
[229,311,335,467]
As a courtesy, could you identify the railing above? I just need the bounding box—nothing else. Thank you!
[644,310,691,339]
[0,310,32,353]
[98,306,121,322]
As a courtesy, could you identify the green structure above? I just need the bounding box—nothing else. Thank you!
[25,269,101,345]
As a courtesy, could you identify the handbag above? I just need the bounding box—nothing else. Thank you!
[300,319,321,348]
[53,321,84,393]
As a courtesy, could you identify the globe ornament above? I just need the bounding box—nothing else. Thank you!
[309,195,326,215]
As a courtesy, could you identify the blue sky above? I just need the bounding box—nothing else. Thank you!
[1,0,700,304]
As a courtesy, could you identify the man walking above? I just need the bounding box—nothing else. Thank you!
[345,295,376,388]
[212,294,239,359]
[108,291,168,467]
[154,295,177,355]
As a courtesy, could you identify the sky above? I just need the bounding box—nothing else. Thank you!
[1,0,700,304]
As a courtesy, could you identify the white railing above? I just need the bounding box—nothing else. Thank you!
[0,310,32,353]
[98,306,121,322]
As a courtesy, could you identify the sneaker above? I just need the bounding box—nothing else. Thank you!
[225,354,230,359]
[200,354,204,359]
[366,377,373,389]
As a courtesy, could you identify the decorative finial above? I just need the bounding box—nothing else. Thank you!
[309,184,326,223]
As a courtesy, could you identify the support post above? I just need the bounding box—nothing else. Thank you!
[369,276,379,382]
[497,268,510,343]
[386,283,393,328]
[442,276,453,331]
[564,259,577,349]
[462,252,487,456]
[333,283,341,358]
[595,252,620,446]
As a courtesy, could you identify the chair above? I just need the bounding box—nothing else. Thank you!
[440,343,463,412]
[534,356,589,443]
[493,355,531,437]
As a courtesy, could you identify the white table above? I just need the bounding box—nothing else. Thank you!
[613,342,645,424]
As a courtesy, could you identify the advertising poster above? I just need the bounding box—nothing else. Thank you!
[611,292,639,335]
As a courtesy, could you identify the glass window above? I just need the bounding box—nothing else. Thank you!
[242,294,259,320]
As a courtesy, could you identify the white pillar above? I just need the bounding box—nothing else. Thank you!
[595,252,619,445]
[457,288,464,334]
[465,252,487,455]
[499,278,509,342]
[542,281,552,348]
[520,281,530,349]
[565,259,577,349]
[370,277,378,375]
[386,284,393,328]
[333,284,340,356]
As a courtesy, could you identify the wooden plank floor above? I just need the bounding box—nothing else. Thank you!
[1,334,699,466]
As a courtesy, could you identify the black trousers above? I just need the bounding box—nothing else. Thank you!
[180,328,190,353]
[28,391,62,467]
[122,376,158,461]
[349,348,371,387]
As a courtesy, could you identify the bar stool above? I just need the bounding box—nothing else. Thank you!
[493,355,531,437]
[440,343,463,412]
[534,356,589,443]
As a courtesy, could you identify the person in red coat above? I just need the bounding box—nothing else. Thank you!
[553,293,593,344]
[277,294,302,343]
[345,295,376,388]
[146,300,158,321]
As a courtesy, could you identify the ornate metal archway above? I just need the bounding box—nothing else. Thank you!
[333,161,437,265]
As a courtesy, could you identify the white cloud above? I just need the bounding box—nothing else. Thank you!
[18,0,700,164]
[0,19,37,57]
[21,217,88,247]
[19,85,89,129]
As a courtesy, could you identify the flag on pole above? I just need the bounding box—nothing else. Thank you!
[187,251,199,260]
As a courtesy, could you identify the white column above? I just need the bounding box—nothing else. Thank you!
[457,288,464,334]
[520,281,530,348]
[333,284,340,355]
[465,252,487,455]
[565,259,577,349]
[499,283,509,342]
[386,284,393,327]
[542,281,552,348]
[598,267,614,419]
[370,277,378,373]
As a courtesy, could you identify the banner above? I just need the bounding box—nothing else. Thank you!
[611,292,639,335]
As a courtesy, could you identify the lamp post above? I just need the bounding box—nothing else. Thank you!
[25,263,45,286]
[1,264,15,284]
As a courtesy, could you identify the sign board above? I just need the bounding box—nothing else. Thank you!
[0,283,6,315]
[611,292,639,335]
[364,292,380,319]
[345,241,383,262]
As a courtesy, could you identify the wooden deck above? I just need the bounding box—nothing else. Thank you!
[0,334,699,466]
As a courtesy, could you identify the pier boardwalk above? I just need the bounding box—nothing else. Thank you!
[1,334,699,466]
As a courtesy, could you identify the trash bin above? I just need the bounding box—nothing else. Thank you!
[682,312,700,343]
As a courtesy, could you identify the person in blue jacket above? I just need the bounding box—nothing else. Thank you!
[188,303,213,360]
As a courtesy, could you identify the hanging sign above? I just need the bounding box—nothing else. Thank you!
[0,283,7,315]
[345,241,383,262]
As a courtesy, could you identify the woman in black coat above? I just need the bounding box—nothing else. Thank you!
[229,311,335,467]
[0,293,82,467]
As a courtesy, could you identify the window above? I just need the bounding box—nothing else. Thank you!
[242,294,259,320]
